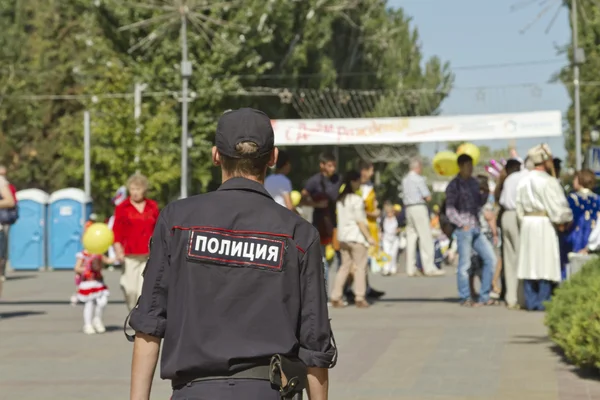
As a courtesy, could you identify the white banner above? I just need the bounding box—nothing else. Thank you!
[272,110,562,146]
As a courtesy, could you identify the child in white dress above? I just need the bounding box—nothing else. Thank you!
[74,251,109,334]
[381,202,400,276]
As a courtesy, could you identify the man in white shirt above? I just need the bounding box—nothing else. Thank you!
[498,158,530,309]
[402,157,444,277]
[264,149,295,211]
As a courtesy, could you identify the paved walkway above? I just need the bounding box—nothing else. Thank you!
[1,268,599,400]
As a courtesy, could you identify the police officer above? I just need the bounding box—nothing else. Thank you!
[128,108,337,400]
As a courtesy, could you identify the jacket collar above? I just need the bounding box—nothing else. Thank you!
[217,177,273,200]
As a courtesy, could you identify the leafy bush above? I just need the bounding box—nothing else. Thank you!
[545,257,600,370]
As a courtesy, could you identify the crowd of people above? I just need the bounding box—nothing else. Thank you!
[5,141,596,331]
[265,151,445,309]
[263,143,599,312]
[427,143,596,310]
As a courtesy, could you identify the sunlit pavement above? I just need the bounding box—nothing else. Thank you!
[1,268,599,400]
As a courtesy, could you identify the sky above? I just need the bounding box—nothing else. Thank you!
[389,0,571,160]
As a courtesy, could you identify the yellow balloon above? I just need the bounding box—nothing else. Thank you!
[456,142,480,165]
[290,190,302,207]
[325,244,335,261]
[82,222,114,255]
[432,151,459,176]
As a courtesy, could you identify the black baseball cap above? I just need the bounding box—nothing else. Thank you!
[215,108,274,159]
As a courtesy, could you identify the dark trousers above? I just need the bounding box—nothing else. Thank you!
[523,279,553,311]
[172,379,282,400]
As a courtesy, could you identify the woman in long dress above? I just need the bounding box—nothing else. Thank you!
[516,145,572,311]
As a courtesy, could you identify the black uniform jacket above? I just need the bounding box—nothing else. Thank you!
[129,177,337,382]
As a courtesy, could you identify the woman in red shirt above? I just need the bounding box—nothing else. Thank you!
[112,173,159,311]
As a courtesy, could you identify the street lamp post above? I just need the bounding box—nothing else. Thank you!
[572,0,584,170]
[180,8,192,199]
[119,0,246,198]
[84,111,91,198]
[134,82,147,173]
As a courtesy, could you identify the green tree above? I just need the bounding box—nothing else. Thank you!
[0,0,113,190]
[559,1,600,167]
[0,0,452,213]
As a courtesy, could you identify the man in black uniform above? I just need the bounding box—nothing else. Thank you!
[128,108,336,400]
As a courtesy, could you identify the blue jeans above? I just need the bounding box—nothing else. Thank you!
[523,279,553,311]
[455,228,497,303]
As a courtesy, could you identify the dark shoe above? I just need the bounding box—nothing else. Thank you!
[344,291,355,304]
[367,288,385,299]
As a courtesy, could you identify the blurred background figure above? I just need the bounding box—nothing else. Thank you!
[0,165,16,286]
[84,213,98,231]
[380,201,401,276]
[402,157,443,277]
[497,158,526,309]
[516,145,572,311]
[112,174,159,311]
[566,169,600,257]
[477,174,501,299]
[331,171,376,309]
[107,186,128,269]
[265,149,295,211]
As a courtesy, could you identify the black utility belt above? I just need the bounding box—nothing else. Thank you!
[172,355,307,399]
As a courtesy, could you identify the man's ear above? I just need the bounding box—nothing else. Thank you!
[268,148,279,168]
[212,146,221,166]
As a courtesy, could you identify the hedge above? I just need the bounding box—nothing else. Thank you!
[545,257,600,370]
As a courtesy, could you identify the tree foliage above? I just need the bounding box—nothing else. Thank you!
[0,0,452,215]
[560,1,600,166]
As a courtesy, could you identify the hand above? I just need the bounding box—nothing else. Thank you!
[367,237,377,246]
[462,226,470,232]
[579,248,589,255]
[493,235,499,246]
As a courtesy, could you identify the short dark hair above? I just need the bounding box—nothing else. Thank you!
[577,169,596,190]
[457,154,473,166]
[505,159,522,175]
[220,142,271,179]
[276,149,290,170]
[319,152,336,164]
[554,158,562,176]
[357,159,373,171]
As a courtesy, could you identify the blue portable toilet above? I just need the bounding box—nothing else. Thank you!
[47,188,92,270]
[8,189,50,270]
